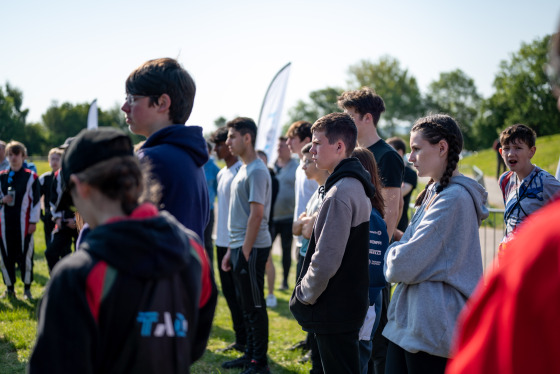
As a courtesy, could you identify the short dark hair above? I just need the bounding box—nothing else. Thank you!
[386,137,407,154]
[210,126,229,144]
[311,112,357,156]
[227,117,258,147]
[125,58,196,124]
[278,136,288,142]
[286,121,312,141]
[337,87,386,126]
[301,142,313,154]
[500,124,537,148]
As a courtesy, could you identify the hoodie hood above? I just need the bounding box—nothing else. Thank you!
[325,157,376,198]
[141,125,209,167]
[448,175,489,225]
[82,208,196,279]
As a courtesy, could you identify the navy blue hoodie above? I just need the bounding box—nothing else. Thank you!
[138,125,209,241]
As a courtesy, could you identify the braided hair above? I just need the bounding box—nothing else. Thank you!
[412,114,463,207]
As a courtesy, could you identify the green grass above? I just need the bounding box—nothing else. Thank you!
[460,133,560,177]
[0,163,311,373]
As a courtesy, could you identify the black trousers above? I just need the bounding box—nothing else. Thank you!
[230,246,270,364]
[0,227,33,289]
[203,209,215,274]
[385,341,447,374]
[315,330,360,374]
[370,285,390,374]
[216,246,247,346]
[45,225,77,273]
[42,214,55,249]
[272,219,293,287]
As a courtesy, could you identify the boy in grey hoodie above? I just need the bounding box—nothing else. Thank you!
[290,113,375,374]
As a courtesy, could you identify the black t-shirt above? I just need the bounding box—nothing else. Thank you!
[367,139,404,188]
[397,165,418,231]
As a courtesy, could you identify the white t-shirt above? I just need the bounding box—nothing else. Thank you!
[215,160,242,247]
[293,162,318,247]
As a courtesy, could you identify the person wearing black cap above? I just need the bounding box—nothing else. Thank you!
[28,127,217,373]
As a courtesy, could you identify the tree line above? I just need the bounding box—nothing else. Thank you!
[1,34,558,155]
[285,34,559,151]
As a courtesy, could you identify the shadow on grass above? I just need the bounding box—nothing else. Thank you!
[193,347,303,374]
[0,336,26,374]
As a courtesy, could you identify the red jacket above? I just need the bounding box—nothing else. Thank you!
[447,198,560,373]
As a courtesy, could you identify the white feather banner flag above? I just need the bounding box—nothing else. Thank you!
[87,99,98,129]
[255,63,291,166]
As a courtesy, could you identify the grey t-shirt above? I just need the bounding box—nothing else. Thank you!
[273,157,298,221]
[228,158,272,248]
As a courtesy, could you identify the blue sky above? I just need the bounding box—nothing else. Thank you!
[1,0,559,134]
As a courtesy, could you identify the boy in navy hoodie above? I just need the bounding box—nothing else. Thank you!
[290,112,374,374]
[121,58,209,241]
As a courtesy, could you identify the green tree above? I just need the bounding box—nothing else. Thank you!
[214,116,227,129]
[42,101,90,147]
[0,83,28,143]
[21,122,48,155]
[286,86,343,126]
[473,34,560,148]
[425,69,482,150]
[347,56,423,135]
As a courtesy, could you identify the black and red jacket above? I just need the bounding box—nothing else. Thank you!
[29,203,217,373]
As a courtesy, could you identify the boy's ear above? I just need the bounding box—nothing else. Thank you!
[156,93,171,113]
[499,147,503,157]
[529,146,536,159]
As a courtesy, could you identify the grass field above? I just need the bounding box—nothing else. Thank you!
[4,136,559,372]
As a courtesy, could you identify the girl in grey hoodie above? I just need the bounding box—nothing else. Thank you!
[383,114,488,374]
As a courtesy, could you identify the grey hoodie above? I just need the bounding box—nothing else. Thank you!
[383,174,488,358]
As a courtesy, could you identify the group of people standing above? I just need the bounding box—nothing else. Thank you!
[0,23,559,373]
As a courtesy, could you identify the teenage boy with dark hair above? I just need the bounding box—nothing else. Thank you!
[39,148,63,248]
[221,117,272,374]
[121,57,209,241]
[210,126,246,353]
[290,112,375,374]
[0,141,40,300]
[338,87,404,373]
[497,123,560,261]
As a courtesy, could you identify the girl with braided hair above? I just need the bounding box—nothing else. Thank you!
[382,114,489,373]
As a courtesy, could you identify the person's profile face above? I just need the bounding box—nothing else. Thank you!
[408,130,446,180]
[310,130,339,172]
[226,128,245,157]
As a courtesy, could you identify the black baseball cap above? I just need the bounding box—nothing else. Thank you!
[56,127,133,212]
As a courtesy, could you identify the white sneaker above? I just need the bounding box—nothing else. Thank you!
[266,294,277,308]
